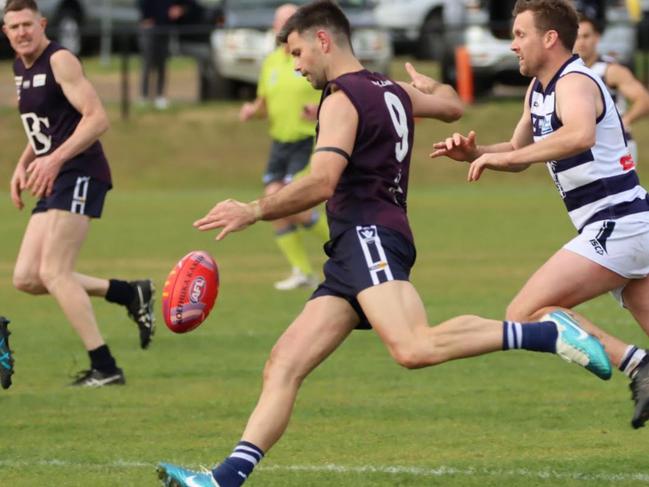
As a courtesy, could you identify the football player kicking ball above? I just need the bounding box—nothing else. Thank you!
[3,0,155,387]
[431,0,649,429]
[158,1,612,485]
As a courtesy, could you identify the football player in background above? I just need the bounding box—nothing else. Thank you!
[574,12,649,164]
[3,0,155,387]
[432,0,649,429]
[158,2,612,486]
[239,3,328,291]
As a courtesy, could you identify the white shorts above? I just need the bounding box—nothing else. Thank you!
[564,213,649,306]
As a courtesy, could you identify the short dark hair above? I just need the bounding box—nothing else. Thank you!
[277,0,351,48]
[513,0,579,51]
[3,0,40,15]
[577,12,603,35]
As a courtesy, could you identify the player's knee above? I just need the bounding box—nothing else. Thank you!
[387,341,431,370]
[13,269,44,294]
[262,348,306,388]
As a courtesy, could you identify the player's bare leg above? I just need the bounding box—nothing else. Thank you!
[620,276,649,428]
[14,213,155,349]
[507,248,634,366]
[241,296,358,450]
[38,210,104,350]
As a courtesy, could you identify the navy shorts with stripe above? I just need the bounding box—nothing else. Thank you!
[32,171,111,219]
[311,225,416,329]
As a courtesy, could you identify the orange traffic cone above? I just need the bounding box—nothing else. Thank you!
[455,45,474,104]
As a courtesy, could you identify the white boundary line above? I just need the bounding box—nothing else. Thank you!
[0,459,648,483]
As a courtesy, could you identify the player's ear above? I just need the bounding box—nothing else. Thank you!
[544,29,559,49]
[316,30,331,53]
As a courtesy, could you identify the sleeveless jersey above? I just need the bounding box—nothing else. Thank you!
[530,55,648,232]
[319,70,415,243]
[13,42,111,184]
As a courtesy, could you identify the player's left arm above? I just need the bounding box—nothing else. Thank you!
[396,80,463,122]
[467,73,598,181]
[194,90,355,240]
[25,50,109,197]
[606,63,649,128]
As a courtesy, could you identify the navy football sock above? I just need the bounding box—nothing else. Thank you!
[105,279,135,306]
[212,441,264,487]
[88,344,118,373]
[502,320,558,353]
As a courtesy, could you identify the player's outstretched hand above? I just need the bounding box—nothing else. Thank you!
[430,130,478,162]
[10,164,26,210]
[404,62,439,94]
[194,199,259,241]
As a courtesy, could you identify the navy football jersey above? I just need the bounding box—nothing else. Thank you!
[13,42,111,185]
[319,70,415,243]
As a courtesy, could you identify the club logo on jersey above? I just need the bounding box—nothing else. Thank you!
[20,113,52,155]
[620,154,635,171]
[33,74,47,87]
[22,80,30,90]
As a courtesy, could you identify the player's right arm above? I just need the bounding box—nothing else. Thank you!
[194,90,355,240]
[429,80,535,170]
[10,142,36,210]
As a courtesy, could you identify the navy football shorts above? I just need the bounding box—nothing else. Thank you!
[263,136,314,185]
[311,224,416,329]
[32,171,111,219]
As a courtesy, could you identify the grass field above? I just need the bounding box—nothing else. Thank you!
[1,58,649,486]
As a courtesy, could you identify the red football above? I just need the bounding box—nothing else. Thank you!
[162,250,219,333]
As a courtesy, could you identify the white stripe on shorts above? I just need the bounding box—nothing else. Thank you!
[70,176,90,214]
[356,225,394,286]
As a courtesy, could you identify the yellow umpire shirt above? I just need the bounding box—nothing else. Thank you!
[257,46,321,143]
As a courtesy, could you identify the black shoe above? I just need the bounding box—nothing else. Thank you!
[127,280,156,349]
[69,368,126,387]
[630,354,649,429]
[0,317,14,390]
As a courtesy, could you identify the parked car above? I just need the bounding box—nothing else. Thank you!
[194,0,392,99]
[376,0,637,96]
[0,0,139,56]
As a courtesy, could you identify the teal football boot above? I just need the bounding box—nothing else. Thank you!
[157,463,220,487]
[543,310,612,380]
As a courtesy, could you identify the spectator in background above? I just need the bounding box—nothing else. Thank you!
[137,0,188,110]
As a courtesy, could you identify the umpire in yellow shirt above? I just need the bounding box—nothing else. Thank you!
[239,3,328,290]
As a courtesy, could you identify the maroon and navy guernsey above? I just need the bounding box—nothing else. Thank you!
[319,70,415,243]
[13,42,112,185]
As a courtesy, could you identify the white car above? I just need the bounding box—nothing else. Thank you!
[200,0,392,99]
[375,0,637,95]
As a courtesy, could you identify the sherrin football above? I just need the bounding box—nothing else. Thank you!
[162,250,219,333]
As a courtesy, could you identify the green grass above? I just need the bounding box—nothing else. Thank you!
[1,60,649,486]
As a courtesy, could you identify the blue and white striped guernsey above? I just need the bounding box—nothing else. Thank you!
[530,54,648,232]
